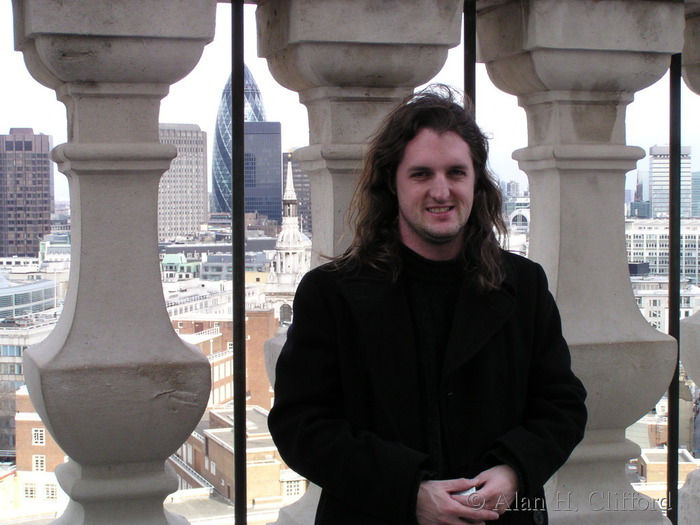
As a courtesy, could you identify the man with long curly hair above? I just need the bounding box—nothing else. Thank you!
[269,86,587,525]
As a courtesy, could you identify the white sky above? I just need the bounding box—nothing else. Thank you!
[2,3,699,202]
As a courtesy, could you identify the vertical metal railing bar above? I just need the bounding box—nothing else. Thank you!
[231,1,247,523]
[667,51,682,525]
[463,0,476,105]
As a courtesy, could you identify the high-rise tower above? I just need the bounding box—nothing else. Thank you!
[0,129,53,257]
[212,67,267,214]
[158,124,208,242]
[649,145,691,218]
[244,121,282,224]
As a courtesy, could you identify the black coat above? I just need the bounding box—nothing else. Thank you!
[269,251,587,525]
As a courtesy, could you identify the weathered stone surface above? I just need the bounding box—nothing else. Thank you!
[13,1,217,524]
[478,1,684,524]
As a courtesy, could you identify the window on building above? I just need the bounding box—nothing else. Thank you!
[45,483,58,500]
[0,345,23,357]
[23,483,37,499]
[32,428,45,446]
[33,455,46,471]
[210,460,216,475]
[285,480,301,497]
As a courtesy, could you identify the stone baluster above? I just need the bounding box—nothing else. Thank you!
[477,1,684,523]
[13,1,216,524]
[256,0,464,263]
[678,3,700,521]
[680,319,700,524]
[257,1,463,522]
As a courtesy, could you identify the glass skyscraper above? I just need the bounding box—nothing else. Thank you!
[244,121,282,224]
[212,67,268,214]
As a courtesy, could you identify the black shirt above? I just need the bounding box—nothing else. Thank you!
[401,244,464,477]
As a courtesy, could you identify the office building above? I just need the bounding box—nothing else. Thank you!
[631,275,700,333]
[693,171,700,218]
[626,218,700,280]
[502,179,522,199]
[212,67,267,214]
[649,145,691,218]
[628,201,652,219]
[0,129,53,257]
[158,124,208,242]
[244,121,283,224]
[635,170,649,202]
[0,275,56,320]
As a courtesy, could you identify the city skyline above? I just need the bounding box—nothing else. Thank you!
[3,3,700,204]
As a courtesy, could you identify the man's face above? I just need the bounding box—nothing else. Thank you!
[395,127,475,261]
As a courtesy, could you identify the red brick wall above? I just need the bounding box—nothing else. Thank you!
[14,390,65,472]
[245,310,277,410]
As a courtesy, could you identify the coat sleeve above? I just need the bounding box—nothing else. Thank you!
[268,269,430,524]
[483,261,587,497]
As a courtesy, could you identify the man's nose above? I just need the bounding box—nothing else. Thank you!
[428,173,450,200]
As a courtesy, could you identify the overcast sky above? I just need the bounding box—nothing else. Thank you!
[2,3,699,202]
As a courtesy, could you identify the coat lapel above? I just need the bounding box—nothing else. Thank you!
[336,273,423,412]
[442,279,516,380]
[336,267,517,398]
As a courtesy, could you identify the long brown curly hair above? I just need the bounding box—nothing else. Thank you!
[333,85,507,292]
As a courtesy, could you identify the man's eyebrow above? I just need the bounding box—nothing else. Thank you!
[405,163,471,170]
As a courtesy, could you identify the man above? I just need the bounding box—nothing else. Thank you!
[268,86,587,525]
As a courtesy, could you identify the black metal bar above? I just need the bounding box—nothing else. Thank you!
[667,51,682,525]
[463,0,476,105]
[231,1,247,523]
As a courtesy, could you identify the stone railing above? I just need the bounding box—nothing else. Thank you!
[9,2,699,525]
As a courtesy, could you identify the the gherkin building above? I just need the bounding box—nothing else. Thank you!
[212,67,267,214]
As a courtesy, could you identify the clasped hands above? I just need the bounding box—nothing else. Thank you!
[416,465,518,525]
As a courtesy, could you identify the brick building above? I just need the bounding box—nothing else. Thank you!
[171,308,276,410]
[9,386,67,512]
[172,407,307,509]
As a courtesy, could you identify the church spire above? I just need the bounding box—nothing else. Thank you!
[283,152,298,202]
[269,152,312,288]
[283,152,298,219]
